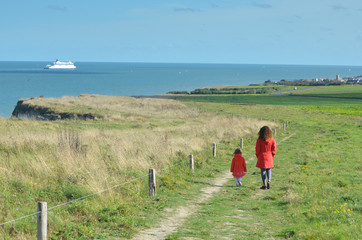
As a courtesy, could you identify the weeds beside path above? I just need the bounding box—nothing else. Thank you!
[130,171,233,240]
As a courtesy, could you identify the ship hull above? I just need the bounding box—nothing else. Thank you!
[44,65,76,69]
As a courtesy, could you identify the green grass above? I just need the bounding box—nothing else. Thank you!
[299,105,361,116]
[289,85,362,99]
[162,86,362,239]
[295,85,362,95]
[165,92,361,239]
[1,86,361,239]
[175,85,362,116]
[0,122,241,239]
[178,94,361,106]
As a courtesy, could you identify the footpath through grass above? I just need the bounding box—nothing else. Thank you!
[164,96,361,239]
[1,88,360,239]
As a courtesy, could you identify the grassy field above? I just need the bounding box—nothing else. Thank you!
[293,85,362,95]
[0,95,265,239]
[0,86,361,239]
[165,102,361,239]
[175,85,362,117]
[164,85,361,239]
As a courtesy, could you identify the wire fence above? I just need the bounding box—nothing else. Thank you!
[1,117,291,238]
[0,140,218,227]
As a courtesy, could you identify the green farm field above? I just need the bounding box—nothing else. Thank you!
[294,85,362,94]
[176,85,362,117]
[292,85,362,99]
[0,85,361,239]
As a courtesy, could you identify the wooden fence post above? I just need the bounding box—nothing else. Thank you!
[260,116,262,121]
[213,143,216,157]
[240,138,243,149]
[189,155,194,172]
[148,168,156,196]
[37,202,47,240]
[274,128,277,136]
[283,123,286,131]
[286,121,289,128]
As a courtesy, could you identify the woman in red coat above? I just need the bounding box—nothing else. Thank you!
[230,148,247,187]
[255,126,276,190]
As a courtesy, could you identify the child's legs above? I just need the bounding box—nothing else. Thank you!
[266,168,272,182]
[260,168,267,185]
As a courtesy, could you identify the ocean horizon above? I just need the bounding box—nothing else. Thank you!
[1,61,361,118]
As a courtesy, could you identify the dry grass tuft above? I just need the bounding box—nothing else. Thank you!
[1,95,275,192]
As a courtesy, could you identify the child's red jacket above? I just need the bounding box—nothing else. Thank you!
[230,154,247,177]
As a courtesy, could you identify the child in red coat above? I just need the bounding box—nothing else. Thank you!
[230,148,247,187]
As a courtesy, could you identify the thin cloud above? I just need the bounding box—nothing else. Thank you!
[174,7,200,12]
[252,2,272,9]
[48,5,67,12]
[332,5,347,11]
[320,26,333,32]
[279,15,302,24]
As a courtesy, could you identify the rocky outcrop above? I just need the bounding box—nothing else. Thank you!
[12,98,98,121]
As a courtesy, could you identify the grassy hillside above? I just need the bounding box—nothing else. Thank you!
[0,95,266,239]
[165,85,361,239]
[167,101,360,239]
[1,85,361,239]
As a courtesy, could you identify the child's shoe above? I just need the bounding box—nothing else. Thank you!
[267,182,270,189]
[260,185,266,190]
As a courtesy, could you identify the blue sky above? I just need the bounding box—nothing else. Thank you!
[1,0,361,65]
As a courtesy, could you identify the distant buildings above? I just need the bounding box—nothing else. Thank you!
[268,74,361,86]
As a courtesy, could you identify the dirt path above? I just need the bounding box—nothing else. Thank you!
[131,133,296,240]
[131,170,233,240]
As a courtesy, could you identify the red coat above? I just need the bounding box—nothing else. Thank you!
[230,154,247,177]
[255,138,276,169]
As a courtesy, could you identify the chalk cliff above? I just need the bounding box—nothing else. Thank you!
[12,98,97,121]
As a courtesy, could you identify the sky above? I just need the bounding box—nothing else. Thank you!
[1,0,361,65]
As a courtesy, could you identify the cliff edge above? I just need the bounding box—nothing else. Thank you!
[12,97,98,121]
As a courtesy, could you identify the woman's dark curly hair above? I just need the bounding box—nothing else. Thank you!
[258,126,273,141]
[234,148,242,154]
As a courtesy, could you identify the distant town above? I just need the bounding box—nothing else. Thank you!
[259,74,361,86]
[167,74,361,95]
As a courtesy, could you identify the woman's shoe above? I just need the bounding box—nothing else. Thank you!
[260,186,267,190]
[267,182,270,189]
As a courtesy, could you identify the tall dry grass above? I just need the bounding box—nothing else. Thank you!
[1,95,274,194]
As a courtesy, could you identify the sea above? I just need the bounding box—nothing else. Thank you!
[1,61,361,118]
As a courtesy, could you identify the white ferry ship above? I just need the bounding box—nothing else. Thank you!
[44,59,76,69]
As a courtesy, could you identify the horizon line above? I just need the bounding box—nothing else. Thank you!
[0,60,361,67]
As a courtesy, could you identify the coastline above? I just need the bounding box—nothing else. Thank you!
[9,84,362,121]
[1,62,362,118]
